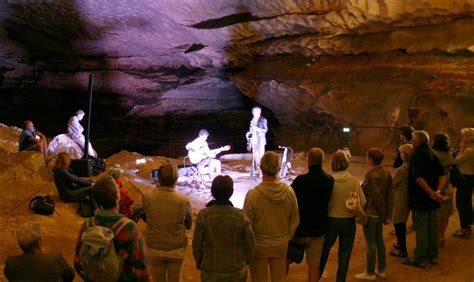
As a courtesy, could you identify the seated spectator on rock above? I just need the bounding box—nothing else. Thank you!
[67,110,97,158]
[291,148,334,282]
[390,144,414,259]
[4,222,75,282]
[355,148,393,280]
[193,175,255,282]
[19,120,49,158]
[74,175,150,281]
[144,163,192,282]
[243,151,299,282]
[320,151,366,282]
[109,168,146,222]
[52,152,93,203]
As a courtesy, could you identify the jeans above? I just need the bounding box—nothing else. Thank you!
[412,209,438,262]
[393,223,407,254]
[61,186,93,203]
[150,257,184,282]
[320,217,356,282]
[456,175,474,229]
[363,217,386,274]
[201,268,247,282]
[249,245,287,282]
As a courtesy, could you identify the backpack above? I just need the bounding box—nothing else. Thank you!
[92,158,107,175]
[76,198,96,218]
[29,195,55,215]
[79,217,132,282]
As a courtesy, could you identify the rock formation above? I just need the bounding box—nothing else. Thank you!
[1,0,473,155]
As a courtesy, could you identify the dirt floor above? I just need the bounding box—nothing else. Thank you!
[0,152,473,282]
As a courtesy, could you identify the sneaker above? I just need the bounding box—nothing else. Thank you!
[355,272,376,280]
[375,270,386,279]
[452,228,472,239]
[428,258,438,265]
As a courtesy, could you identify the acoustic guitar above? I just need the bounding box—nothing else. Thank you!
[188,145,231,164]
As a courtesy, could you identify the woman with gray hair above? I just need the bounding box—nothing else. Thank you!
[453,128,474,239]
[4,222,75,281]
[67,109,97,158]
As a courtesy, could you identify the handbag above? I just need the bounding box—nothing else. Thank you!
[29,195,55,215]
[346,188,367,225]
[450,164,464,188]
[287,239,305,264]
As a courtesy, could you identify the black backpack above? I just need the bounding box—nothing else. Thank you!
[29,195,55,215]
[77,198,96,218]
[92,158,107,175]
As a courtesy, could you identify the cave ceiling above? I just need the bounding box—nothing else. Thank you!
[1,0,473,153]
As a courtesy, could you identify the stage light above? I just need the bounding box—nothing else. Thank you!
[342,127,351,133]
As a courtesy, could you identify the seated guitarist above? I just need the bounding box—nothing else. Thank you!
[186,129,228,181]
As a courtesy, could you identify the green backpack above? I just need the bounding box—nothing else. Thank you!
[79,217,132,282]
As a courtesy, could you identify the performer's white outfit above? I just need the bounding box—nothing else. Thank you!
[67,115,97,158]
[250,116,268,172]
[186,137,221,179]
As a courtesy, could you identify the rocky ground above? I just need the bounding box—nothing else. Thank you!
[0,124,473,281]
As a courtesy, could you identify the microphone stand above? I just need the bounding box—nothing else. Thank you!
[84,74,93,160]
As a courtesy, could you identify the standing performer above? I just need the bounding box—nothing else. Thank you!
[186,129,230,181]
[247,107,268,176]
[67,110,97,158]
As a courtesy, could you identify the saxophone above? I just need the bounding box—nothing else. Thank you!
[246,119,257,152]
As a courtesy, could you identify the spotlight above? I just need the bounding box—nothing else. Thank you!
[342,127,351,158]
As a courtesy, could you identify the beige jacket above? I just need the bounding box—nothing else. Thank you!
[392,163,410,224]
[144,187,192,251]
[455,142,474,175]
[243,181,299,248]
[328,171,367,218]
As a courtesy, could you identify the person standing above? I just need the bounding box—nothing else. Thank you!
[248,106,268,176]
[431,133,455,246]
[67,109,97,158]
[355,148,393,280]
[393,125,415,168]
[19,120,49,158]
[319,151,366,282]
[5,222,75,281]
[144,163,193,282]
[243,152,299,282]
[452,128,474,239]
[390,144,413,258]
[290,148,334,282]
[403,130,445,268]
[193,175,255,282]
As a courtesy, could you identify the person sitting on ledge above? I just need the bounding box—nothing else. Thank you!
[67,109,97,158]
[4,222,75,282]
[19,120,49,158]
[109,168,146,222]
[52,152,93,203]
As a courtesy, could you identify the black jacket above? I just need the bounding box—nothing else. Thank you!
[291,165,334,237]
[408,144,444,210]
[53,168,92,201]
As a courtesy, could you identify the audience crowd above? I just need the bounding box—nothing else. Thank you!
[5,126,474,281]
